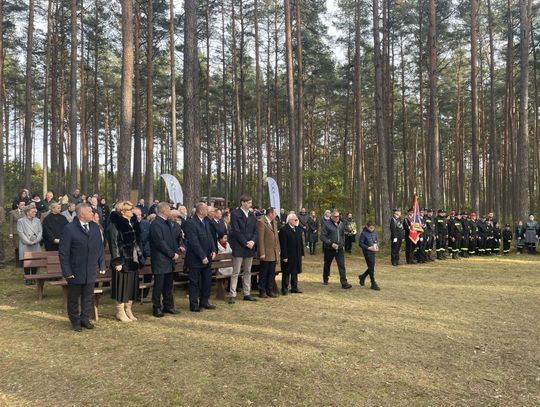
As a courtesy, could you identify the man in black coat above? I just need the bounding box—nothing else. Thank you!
[149,202,180,317]
[320,210,352,289]
[184,203,217,312]
[390,208,404,266]
[228,195,258,304]
[58,203,106,332]
[279,213,304,295]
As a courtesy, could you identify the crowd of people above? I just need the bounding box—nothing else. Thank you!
[390,208,540,266]
[2,187,538,332]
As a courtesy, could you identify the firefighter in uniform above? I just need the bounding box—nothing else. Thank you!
[485,217,494,255]
[435,209,448,260]
[448,211,463,260]
[477,216,487,255]
[424,209,435,262]
[460,211,470,258]
[468,213,479,255]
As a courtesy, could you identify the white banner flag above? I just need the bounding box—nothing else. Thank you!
[267,177,281,215]
[160,174,184,205]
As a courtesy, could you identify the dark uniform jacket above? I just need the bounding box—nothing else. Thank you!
[391,216,404,240]
[184,216,215,269]
[149,215,179,275]
[59,220,106,284]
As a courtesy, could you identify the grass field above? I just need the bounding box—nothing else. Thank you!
[0,249,539,406]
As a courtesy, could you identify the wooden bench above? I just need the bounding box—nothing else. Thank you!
[24,252,112,300]
[23,252,63,300]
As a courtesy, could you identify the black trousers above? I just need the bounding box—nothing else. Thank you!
[323,248,348,285]
[361,252,376,283]
[405,238,416,263]
[188,265,212,310]
[345,235,355,252]
[469,237,478,255]
[152,272,174,310]
[308,242,317,254]
[391,239,402,265]
[503,241,511,253]
[259,261,276,295]
[282,271,298,292]
[67,282,94,326]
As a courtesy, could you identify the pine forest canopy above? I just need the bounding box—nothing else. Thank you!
[0,0,538,240]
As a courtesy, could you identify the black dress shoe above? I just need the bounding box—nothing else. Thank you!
[153,307,164,318]
[201,303,216,310]
[342,283,352,289]
[243,295,258,301]
[162,308,180,314]
[291,289,303,294]
[267,292,278,298]
[71,324,82,332]
[228,297,236,304]
[371,282,381,291]
[359,274,366,286]
[259,292,269,298]
[281,289,289,296]
[190,308,202,312]
[323,280,329,285]
[81,321,95,329]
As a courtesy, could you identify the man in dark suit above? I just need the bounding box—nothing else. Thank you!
[210,208,227,244]
[228,195,258,304]
[184,202,217,312]
[149,202,180,317]
[279,213,304,295]
[59,203,106,332]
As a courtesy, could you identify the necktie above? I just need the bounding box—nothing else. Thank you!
[83,224,89,233]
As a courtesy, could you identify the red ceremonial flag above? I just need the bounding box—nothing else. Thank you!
[408,195,424,244]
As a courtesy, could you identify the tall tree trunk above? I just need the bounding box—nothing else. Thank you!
[231,0,242,201]
[205,0,211,199]
[295,0,304,209]
[487,0,499,215]
[427,0,441,210]
[132,2,141,192]
[254,0,263,206]
[470,0,480,212]
[80,3,89,193]
[373,0,391,240]
[23,0,35,189]
[145,0,154,202]
[43,0,54,196]
[69,0,78,192]
[284,0,298,210]
[0,0,4,206]
[354,0,363,225]
[183,0,200,208]
[169,0,177,177]
[517,0,531,219]
[117,0,134,200]
[92,0,100,193]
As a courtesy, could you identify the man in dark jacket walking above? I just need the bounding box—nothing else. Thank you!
[149,202,180,317]
[228,195,258,304]
[59,203,106,331]
[184,203,217,312]
[320,210,352,289]
[359,222,381,291]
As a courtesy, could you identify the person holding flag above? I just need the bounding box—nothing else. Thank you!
[403,196,424,265]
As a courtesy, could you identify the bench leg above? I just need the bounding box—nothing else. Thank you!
[92,293,101,322]
[62,286,68,311]
[216,279,226,301]
[37,280,45,301]
[272,277,279,295]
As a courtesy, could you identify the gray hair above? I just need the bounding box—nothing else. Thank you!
[195,202,208,214]
[49,202,61,211]
[75,203,92,215]
[156,202,171,215]
[286,213,298,223]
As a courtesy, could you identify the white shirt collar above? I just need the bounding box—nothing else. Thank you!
[241,207,250,217]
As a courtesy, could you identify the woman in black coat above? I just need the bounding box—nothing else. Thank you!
[279,214,305,295]
[306,211,319,255]
[42,203,68,251]
[106,202,143,322]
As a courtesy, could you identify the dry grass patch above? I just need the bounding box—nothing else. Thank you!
[0,252,539,406]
